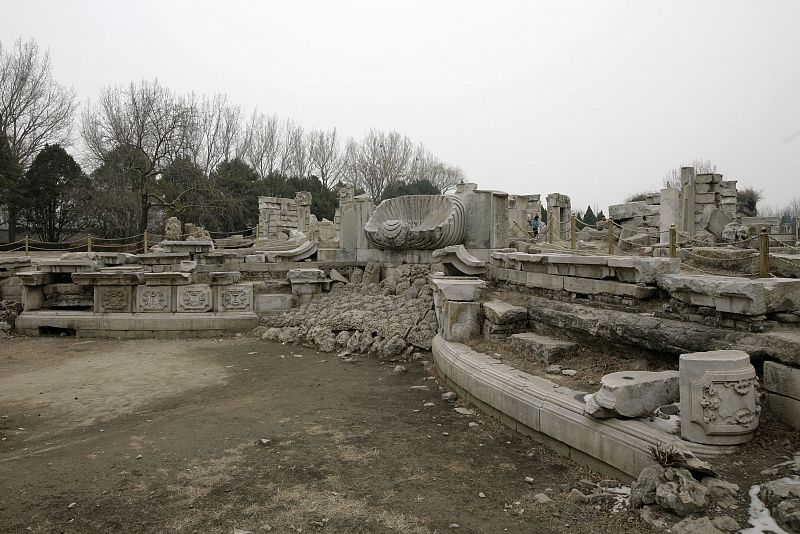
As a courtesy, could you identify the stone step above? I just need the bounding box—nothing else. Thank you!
[508,332,576,362]
[482,299,527,324]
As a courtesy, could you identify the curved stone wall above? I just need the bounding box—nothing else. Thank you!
[364,195,466,249]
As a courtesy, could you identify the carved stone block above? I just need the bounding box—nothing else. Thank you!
[680,350,759,445]
[94,286,133,313]
[216,284,253,312]
[364,195,465,249]
[177,284,213,312]
[136,285,172,313]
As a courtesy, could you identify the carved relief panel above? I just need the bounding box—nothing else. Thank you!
[177,284,213,312]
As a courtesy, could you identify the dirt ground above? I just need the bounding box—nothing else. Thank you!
[0,335,657,534]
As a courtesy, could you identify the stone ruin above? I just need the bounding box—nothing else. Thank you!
[3,174,799,531]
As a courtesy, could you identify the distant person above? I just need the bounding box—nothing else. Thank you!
[531,214,541,237]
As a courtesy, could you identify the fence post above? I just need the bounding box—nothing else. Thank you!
[143,231,149,253]
[570,214,576,250]
[87,234,92,253]
[669,224,677,258]
[24,235,29,256]
[607,218,614,255]
[759,228,770,277]
[256,224,260,241]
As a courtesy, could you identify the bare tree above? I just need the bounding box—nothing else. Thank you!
[309,128,342,188]
[183,93,243,175]
[82,79,193,234]
[286,121,310,178]
[408,144,463,193]
[663,159,718,189]
[342,129,414,201]
[242,111,281,178]
[0,38,77,168]
[0,38,77,239]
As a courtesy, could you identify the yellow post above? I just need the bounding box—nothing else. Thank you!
[759,228,770,277]
[24,235,29,256]
[570,214,577,249]
[607,218,614,255]
[143,231,149,253]
[669,224,677,258]
[87,234,92,253]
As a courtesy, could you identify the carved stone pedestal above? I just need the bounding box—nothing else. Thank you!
[679,350,759,445]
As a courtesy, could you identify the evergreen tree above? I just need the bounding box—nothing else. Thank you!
[0,133,24,240]
[380,179,441,201]
[596,209,606,221]
[19,144,87,242]
[583,204,597,225]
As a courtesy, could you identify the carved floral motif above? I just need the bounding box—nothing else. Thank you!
[102,289,128,311]
[181,289,209,309]
[140,288,169,311]
[222,289,249,309]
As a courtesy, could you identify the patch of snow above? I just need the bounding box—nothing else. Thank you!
[610,485,630,514]
[740,480,796,534]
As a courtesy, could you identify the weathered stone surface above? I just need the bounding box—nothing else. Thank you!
[587,370,679,418]
[630,465,667,508]
[508,332,575,363]
[72,272,144,286]
[658,274,800,315]
[711,516,740,532]
[609,201,659,220]
[524,296,800,367]
[767,393,800,429]
[700,477,738,508]
[655,468,708,516]
[607,257,680,284]
[670,516,723,534]
[679,350,759,445]
[774,498,800,533]
[482,300,527,325]
[364,195,466,249]
[763,361,800,401]
[430,277,484,302]
[164,216,182,240]
[440,301,481,343]
[432,244,486,276]
[329,268,349,284]
[701,207,731,238]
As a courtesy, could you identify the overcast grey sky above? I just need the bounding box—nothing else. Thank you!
[2,0,799,214]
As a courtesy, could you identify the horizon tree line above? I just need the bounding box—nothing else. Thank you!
[0,37,465,242]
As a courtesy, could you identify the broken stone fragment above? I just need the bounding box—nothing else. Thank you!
[482,300,528,325]
[585,370,679,418]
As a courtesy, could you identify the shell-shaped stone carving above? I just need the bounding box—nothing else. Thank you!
[364,195,466,249]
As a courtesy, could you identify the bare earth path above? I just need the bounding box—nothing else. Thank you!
[0,337,645,534]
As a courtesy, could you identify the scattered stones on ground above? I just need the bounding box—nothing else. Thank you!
[393,365,407,373]
[454,407,474,415]
[441,391,457,402]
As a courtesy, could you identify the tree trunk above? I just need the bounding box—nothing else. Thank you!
[7,208,17,243]
[139,193,150,236]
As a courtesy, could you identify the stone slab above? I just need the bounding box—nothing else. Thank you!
[216,284,254,312]
[483,300,528,324]
[659,274,800,315]
[563,277,657,299]
[177,284,213,312]
[15,310,258,337]
[763,361,800,401]
[143,272,191,286]
[254,293,296,314]
[766,393,800,430]
[430,277,485,302]
[508,332,576,363]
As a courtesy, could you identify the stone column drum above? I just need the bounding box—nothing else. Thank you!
[679,350,760,445]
